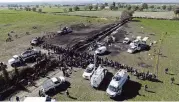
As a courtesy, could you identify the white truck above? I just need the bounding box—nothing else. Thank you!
[106,69,128,98]
[127,39,149,54]
[90,65,108,89]
[8,49,40,67]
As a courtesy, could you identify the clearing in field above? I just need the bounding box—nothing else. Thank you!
[51,18,179,101]
[1,8,179,101]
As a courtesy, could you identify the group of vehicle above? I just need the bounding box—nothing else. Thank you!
[123,36,150,54]
[82,63,129,98]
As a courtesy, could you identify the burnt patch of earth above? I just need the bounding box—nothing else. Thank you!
[44,23,115,49]
[138,62,152,68]
[70,23,91,31]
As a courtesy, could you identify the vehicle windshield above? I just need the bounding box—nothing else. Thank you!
[33,39,37,41]
[130,47,135,50]
[54,77,61,84]
[109,85,118,92]
[113,76,121,81]
[85,67,93,73]
[124,39,129,41]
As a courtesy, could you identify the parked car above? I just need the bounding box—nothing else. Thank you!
[106,69,128,98]
[20,49,39,61]
[82,64,95,80]
[40,76,65,95]
[30,37,43,46]
[123,37,130,44]
[95,46,107,55]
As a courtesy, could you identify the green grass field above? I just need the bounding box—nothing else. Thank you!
[132,18,179,100]
[0,9,112,42]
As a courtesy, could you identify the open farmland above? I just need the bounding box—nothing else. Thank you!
[0,9,113,64]
[133,11,175,19]
[60,10,175,19]
[5,16,179,101]
[1,4,179,101]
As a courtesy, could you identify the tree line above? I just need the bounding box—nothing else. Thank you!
[7,3,179,17]
[63,3,176,12]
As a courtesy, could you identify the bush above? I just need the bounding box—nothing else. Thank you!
[100,4,105,10]
[73,6,80,11]
[32,7,36,12]
[120,10,134,21]
[69,8,73,12]
[38,9,42,13]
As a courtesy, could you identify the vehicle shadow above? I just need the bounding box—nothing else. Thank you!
[131,20,141,22]
[133,45,151,54]
[113,80,142,101]
[150,78,163,83]
[46,81,71,97]
[98,71,113,91]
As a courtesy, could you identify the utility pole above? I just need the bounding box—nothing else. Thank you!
[94,53,97,69]
[155,32,167,78]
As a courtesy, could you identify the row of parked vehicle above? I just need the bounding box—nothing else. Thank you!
[82,63,129,98]
[123,36,150,54]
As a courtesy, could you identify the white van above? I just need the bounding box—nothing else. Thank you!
[90,65,107,88]
[106,69,128,98]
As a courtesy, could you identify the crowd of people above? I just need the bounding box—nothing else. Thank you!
[40,43,157,81]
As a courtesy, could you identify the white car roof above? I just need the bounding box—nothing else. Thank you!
[136,36,141,39]
[111,31,118,35]
[97,46,106,50]
[124,37,129,40]
[51,77,58,83]
[110,70,127,87]
[23,97,46,102]
[88,64,95,68]
[93,66,104,76]
[13,55,19,58]
[110,79,119,88]
[116,69,127,77]
[142,37,149,41]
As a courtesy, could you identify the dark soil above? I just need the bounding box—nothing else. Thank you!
[44,23,114,48]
